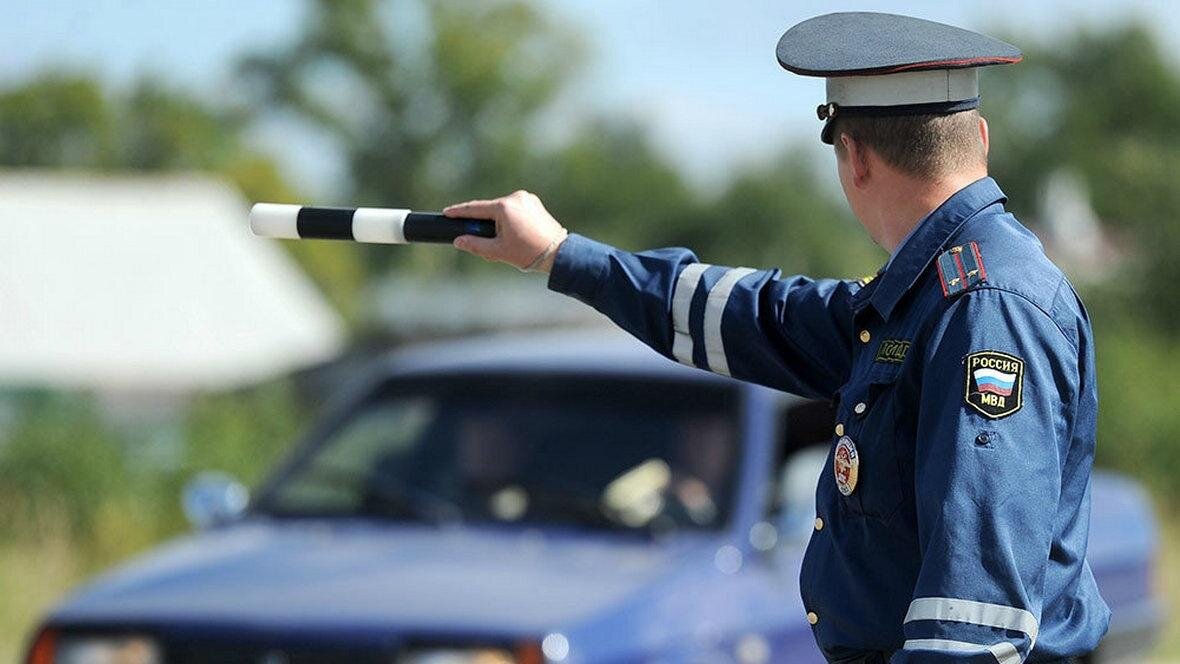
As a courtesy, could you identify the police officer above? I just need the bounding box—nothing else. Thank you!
[445,12,1109,663]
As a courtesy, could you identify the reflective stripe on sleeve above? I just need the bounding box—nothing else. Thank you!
[671,263,710,366]
[904,597,1039,646]
[902,639,1021,664]
[703,267,757,376]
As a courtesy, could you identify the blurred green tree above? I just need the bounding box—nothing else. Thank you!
[697,151,880,275]
[985,24,1180,327]
[534,131,878,277]
[0,74,116,168]
[240,0,583,275]
[0,393,130,540]
[0,74,259,185]
[525,120,699,250]
[0,72,364,321]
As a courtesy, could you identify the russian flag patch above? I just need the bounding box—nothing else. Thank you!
[965,350,1024,419]
[936,242,987,297]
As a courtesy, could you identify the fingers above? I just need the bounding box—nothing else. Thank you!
[443,199,501,219]
[453,234,499,260]
[447,190,553,269]
[444,190,541,219]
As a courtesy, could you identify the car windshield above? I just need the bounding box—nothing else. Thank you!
[257,374,741,533]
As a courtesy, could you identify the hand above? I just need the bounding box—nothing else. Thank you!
[444,190,568,273]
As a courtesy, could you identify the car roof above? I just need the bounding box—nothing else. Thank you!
[382,327,744,386]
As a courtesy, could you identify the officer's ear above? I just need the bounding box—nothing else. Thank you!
[839,132,872,187]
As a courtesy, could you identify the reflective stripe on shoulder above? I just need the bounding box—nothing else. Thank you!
[703,267,757,376]
[671,263,710,366]
[903,639,1021,664]
[904,597,1039,646]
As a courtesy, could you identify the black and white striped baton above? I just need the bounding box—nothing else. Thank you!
[250,203,496,244]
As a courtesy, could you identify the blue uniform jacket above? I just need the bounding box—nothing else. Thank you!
[547,177,1110,663]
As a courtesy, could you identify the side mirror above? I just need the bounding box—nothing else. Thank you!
[182,471,249,529]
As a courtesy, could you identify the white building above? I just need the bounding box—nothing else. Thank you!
[0,171,345,394]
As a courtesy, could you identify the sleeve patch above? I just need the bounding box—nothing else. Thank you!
[937,242,987,297]
[965,350,1024,419]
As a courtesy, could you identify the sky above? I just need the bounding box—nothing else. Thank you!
[5,0,1180,195]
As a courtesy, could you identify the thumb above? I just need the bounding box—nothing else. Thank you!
[453,234,499,260]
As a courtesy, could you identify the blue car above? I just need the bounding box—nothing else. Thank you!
[27,331,1162,663]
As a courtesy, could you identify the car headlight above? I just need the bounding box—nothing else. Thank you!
[26,629,161,664]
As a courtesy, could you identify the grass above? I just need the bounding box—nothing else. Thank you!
[0,502,166,664]
[0,525,83,663]
[1151,506,1180,662]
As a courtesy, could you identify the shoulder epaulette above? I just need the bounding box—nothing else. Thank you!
[936,241,987,297]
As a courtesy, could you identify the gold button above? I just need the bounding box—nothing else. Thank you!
[807,612,819,625]
[854,402,867,415]
[814,517,824,531]
[834,423,844,436]
[859,330,871,343]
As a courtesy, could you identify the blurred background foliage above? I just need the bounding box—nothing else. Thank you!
[1,0,1179,659]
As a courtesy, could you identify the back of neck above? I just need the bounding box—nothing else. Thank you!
[876,170,987,253]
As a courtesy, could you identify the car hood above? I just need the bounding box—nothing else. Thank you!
[51,518,710,637]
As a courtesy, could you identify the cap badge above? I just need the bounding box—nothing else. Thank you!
[834,436,859,496]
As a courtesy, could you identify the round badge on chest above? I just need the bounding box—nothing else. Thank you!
[834,436,859,496]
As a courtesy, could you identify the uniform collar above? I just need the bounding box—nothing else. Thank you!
[855,176,1006,321]
[883,208,925,271]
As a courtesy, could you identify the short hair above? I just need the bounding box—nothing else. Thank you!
[831,109,985,180]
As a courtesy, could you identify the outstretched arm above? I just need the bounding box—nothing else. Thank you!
[446,190,859,399]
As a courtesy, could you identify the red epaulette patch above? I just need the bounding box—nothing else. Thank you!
[935,242,987,298]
